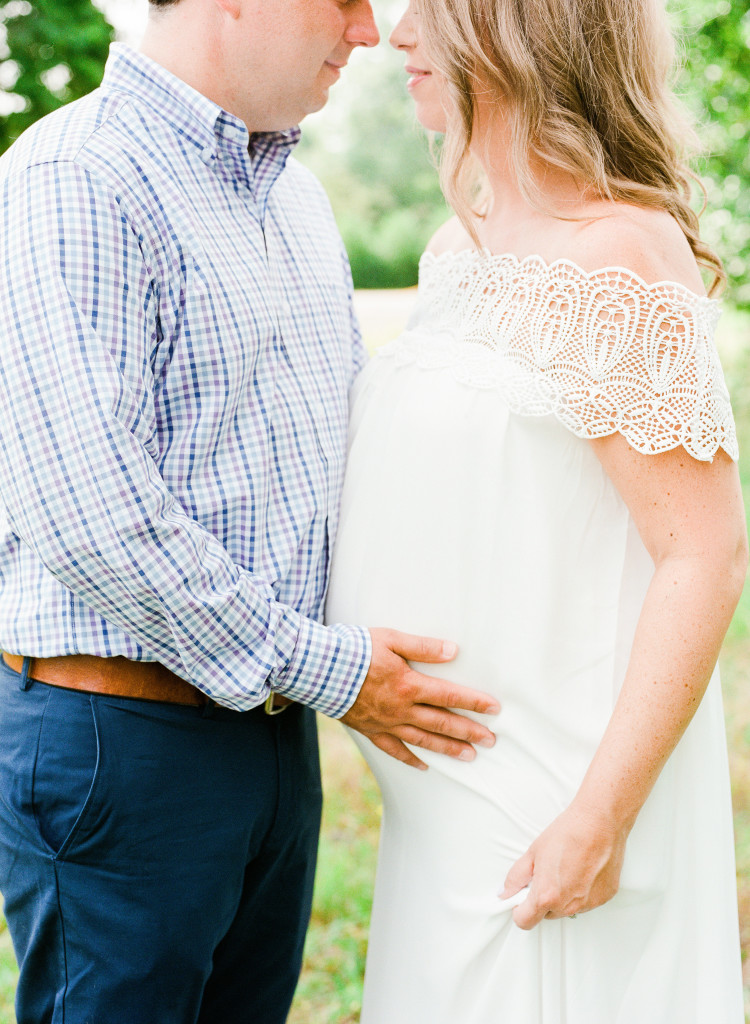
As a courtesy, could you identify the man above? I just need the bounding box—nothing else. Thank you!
[0,0,499,1021]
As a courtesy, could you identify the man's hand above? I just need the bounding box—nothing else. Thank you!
[340,627,500,769]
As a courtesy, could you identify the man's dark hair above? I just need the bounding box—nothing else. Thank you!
[149,0,182,6]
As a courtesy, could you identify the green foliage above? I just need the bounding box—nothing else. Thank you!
[1,1,746,297]
[0,0,114,153]
[677,0,750,306]
[289,717,382,1024]
[301,4,750,299]
[298,45,448,289]
[721,314,750,641]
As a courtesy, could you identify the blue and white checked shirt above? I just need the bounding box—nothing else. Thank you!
[0,44,372,715]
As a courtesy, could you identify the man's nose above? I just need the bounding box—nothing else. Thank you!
[345,0,380,48]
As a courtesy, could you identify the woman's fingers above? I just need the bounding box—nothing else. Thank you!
[501,851,541,928]
[512,894,543,930]
[501,806,627,929]
[500,850,534,900]
[513,882,589,929]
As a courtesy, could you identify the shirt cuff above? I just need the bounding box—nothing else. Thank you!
[271,617,372,718]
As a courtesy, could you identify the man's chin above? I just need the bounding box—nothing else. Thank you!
[305,88,333,117]
[256,89,333,131]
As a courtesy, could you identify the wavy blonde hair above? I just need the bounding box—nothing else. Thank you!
[418,0,725,295]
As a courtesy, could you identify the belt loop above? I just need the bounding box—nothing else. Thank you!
[199,695,216,719]
[18,656,32,691]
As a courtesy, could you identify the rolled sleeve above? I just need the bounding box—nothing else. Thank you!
[272,617,372,716]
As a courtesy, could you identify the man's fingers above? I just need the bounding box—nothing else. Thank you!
[400,698,496,747]
[370,733,428,771]
[401,667,500,718]
[413,675,501,716]
[395,725,478,762]
[348,627,501,767]
[377,627,459,665]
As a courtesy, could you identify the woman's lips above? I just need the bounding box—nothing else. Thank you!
[405,65,432,90]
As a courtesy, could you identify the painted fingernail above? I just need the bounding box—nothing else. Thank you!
[442,641,457,658]
[478,735,495,748]
[486,704,501,715]
[458,749,475,761]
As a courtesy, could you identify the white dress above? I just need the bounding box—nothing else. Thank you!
[325,250,743,1024]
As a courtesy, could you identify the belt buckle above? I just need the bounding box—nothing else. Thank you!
[264,693,290,716]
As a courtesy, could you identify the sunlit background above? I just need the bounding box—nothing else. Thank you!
[0,2,748,1022]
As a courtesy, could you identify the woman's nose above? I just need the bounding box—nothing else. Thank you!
[389,9,417,51]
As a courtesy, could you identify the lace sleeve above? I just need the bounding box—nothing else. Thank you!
[412,254,738,462]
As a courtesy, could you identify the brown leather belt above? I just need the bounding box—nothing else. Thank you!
[1,652,294,712]
[2,652,207,706]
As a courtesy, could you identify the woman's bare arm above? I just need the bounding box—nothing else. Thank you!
[503,437,748,929]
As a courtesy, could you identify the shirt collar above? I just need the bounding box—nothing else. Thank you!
[101,44,300,202]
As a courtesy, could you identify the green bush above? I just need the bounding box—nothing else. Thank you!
[340,206,447,289]
[678,0,750,306]
[0,0,113,153]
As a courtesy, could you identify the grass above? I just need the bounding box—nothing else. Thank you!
[1,295,749,1023]
[288,725,381,1024]
[0,921,14,1023]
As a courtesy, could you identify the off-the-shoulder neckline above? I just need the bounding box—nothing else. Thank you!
[420,247,719,306]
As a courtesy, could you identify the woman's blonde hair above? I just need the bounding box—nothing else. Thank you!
[418,0,725,294]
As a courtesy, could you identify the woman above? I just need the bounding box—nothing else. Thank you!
[325,0,747,1021]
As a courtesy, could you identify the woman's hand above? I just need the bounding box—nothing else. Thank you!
[500,799,629,930]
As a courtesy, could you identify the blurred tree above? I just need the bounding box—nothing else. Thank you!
[678,0,750,306]
[0,0,113,153]
[302,2,750,300]
[298,43,447,289]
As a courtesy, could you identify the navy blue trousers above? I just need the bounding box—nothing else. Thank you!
[0,656,322,1024]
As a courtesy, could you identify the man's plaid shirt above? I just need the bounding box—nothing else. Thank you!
[0,44,371,715]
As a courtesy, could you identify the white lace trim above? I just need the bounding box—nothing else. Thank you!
[377,250,737,462]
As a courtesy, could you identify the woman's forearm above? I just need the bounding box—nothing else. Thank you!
[505,440,747,928]
[573,550,746,833]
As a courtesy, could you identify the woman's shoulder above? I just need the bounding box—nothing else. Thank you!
[569,203,706,296]
[424,216,474,258]
[424,206,707,298]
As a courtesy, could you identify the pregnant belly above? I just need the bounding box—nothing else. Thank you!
[326,358,678,909]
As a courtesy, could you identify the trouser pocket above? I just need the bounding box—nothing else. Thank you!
[32,685,102,859]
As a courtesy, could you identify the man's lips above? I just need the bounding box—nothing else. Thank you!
[325,61,347,74]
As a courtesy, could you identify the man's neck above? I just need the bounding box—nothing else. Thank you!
[139,9,231,118]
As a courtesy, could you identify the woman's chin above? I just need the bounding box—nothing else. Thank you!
[414,107,448,133]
